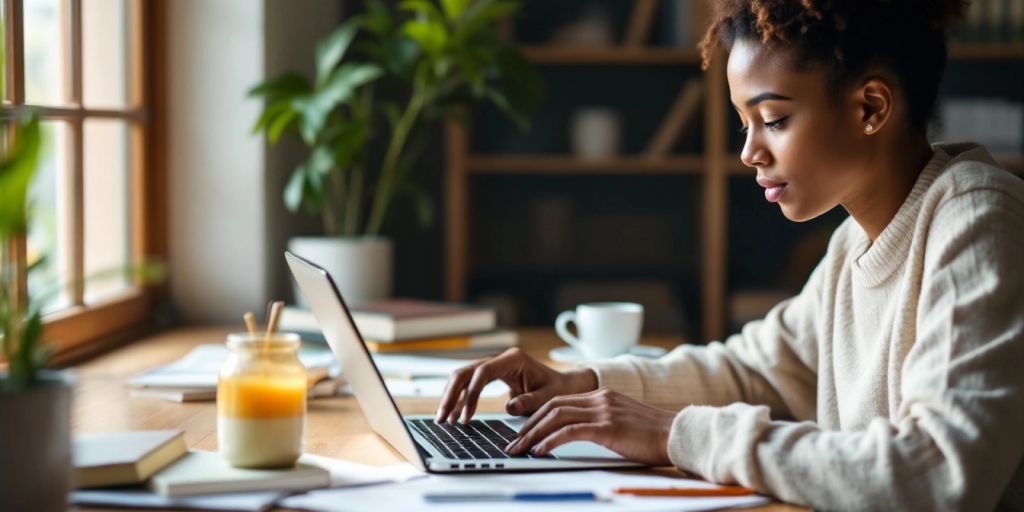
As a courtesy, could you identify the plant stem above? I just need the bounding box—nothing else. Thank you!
[328,168,347,237]
[345,164,364,236]
[365,91,425,236]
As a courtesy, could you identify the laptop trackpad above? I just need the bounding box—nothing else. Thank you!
[502,416,625,460]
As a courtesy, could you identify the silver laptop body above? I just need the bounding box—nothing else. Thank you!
[286,251,642,473]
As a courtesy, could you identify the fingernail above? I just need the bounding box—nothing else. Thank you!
[505,441,516,452]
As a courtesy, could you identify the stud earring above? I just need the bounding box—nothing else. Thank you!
[865,123,874,133]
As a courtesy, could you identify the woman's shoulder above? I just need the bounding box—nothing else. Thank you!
[930,142,1024,205]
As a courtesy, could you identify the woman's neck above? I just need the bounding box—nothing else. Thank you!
[843,134,934,242]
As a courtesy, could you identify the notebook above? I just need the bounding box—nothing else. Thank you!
[149,450,330,497]
[73,430,188,488]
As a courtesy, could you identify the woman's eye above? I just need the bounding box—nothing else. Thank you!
[764,116,788,130]
[738,125,749,135]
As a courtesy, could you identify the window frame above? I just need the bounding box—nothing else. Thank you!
[2,0,165,360]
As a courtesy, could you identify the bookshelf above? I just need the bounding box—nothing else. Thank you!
[444,1,1024,342]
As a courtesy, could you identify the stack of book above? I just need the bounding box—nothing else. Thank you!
[73,430,331,500]
[280,298,517,355]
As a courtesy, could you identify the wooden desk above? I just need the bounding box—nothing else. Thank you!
[72,327,805,511]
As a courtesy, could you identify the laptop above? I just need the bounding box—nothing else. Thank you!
[285,251,642,473]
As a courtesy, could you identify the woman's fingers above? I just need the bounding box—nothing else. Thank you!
[505,405,591,454]
[518,390,602,434]
[457,348,529,423]
[447,388,468,425]
[435,363,478,422]
[531,423,603,456]
[505,387,556,416]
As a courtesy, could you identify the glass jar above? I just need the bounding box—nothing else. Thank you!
[217,332,306,468]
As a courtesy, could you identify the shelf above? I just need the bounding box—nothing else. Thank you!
[949,43,1024,60]
[466,154,704,174]
[518,46,701,65]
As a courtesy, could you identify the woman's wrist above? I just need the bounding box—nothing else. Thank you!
[565,368,599,394]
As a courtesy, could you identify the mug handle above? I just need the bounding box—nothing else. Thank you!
[555,310,582,350]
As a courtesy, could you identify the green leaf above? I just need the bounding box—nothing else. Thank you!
[402,19,448,58]
[0,114,42,237]
[294,63,383,145]
[441,0,471,20]
[267,108,298,144]
[283,167,306,213]
[252,98,289,133]
[315,16,364,88]
[307,144,336,176]
[486,47,542,129]
[363,0,394,36]
[248,71,309,98]
[399,0,445,22]
[455,0,519,41]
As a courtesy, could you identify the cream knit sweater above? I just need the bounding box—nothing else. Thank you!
[586,142,1024,510]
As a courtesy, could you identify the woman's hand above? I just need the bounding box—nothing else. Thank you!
[505,388,676,466]
[435,347,598,424]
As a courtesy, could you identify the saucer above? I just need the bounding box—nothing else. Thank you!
[548,345,668,364]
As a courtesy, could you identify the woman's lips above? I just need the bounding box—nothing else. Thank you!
[756,176,788,203]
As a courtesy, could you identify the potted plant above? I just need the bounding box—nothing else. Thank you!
[0,59,71,509]
[250,0,541,304]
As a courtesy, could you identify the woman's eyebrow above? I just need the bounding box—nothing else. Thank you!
[744,92,793,108]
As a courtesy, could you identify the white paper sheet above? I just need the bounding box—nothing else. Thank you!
[298,453,424,487]
[127,344,341,389]
[278,469,771,512]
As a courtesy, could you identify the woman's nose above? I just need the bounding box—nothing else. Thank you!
[740,131,771,169]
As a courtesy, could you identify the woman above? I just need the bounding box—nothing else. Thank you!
[435,0,1024,509]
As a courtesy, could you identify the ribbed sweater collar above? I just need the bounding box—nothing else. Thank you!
[851,146,951,287]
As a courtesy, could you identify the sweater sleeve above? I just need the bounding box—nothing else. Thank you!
[665,189,1024,510]
[582,254,823,418]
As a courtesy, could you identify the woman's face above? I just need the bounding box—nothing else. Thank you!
[727,38,869,222]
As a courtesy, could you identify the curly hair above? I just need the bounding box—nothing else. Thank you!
[699,0,970,133]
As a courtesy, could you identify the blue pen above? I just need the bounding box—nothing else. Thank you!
[423,490,597,503]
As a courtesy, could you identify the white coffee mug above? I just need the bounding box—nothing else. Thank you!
[554,302,644,359]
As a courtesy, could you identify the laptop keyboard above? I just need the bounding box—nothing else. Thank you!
[408,418,556,460]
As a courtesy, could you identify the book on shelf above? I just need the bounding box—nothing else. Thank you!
[281,299,497,343]
[148,450,330,497]
[364,329,517,354]
[73,430,188,489]
[624,0,660,47]
[645,78,704,157]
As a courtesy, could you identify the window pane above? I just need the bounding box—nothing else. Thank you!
[24,0,70,105]
[83,0,129,108]
[28,121,72,314]
[84,119,131,303]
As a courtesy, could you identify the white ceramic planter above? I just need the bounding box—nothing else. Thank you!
[0,370,73,512]
[287,236,393,307]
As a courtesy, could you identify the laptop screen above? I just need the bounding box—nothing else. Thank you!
[285,251,426,470]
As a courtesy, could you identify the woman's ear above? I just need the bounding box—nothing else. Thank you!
[856,76,894,135]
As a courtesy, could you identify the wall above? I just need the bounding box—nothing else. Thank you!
[167,0,268,322]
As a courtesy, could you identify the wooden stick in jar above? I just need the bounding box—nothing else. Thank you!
[264,301,285,353]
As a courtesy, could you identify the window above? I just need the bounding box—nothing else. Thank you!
[3,0,162,357]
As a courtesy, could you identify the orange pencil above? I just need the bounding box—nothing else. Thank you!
[613,486,756,497]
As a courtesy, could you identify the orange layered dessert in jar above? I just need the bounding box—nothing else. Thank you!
[217,332,306,468]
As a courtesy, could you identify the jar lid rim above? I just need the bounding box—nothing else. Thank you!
[226,332,301,350]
